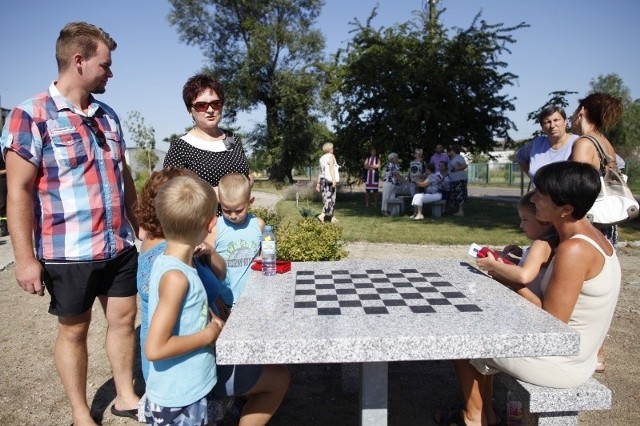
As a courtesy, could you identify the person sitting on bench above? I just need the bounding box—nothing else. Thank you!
[410,163,442,220]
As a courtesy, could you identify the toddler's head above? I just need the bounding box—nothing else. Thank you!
[517,191,554,241]
[218,173,253,225]
[155,174,218,245]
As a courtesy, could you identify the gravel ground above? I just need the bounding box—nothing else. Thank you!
[0,241,638,425]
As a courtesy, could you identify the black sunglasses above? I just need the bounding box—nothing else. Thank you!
[191,100,224,112]
[82,116,107,148]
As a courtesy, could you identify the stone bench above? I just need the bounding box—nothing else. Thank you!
[498,373,612,425]
[387,198,405,216]
[395,196,447,218]
[428,199,447,218]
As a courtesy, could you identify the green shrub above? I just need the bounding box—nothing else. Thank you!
[250,207,282,231]
[298,205,317,218]
[134,169,151,194]
[276,218,348,261]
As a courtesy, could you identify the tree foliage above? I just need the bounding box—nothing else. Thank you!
[588,73,640,157]
[167,0,326,181]
[327,4,528,175]
[125,111,158,176]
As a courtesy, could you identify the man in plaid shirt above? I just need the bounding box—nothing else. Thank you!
[0,22,140,425]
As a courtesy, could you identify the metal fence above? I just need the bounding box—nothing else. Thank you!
[468,161,640,193]
[468,163,530,188]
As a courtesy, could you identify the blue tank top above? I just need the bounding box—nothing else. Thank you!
[137,242,221,382]
[146,255,216,407]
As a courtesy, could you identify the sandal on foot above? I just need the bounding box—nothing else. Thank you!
[434,404,500,426]
[595,361,605,373]
[435,408,467,426]
[433,404,464,425]
[110,404,138,420]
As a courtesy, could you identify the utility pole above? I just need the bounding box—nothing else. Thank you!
[429,0,437,24]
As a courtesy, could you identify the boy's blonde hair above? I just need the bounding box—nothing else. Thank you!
[322,142,334,153]
[155,175,217,243]
[218,173,252,205]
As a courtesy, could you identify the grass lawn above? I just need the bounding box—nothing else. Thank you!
[271,187,640,246]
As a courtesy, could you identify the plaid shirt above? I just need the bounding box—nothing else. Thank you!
[0,83,134,261]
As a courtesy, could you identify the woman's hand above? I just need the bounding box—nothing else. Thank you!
[475,252,504,271]
[194,241,213,258]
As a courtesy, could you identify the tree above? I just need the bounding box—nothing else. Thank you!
[125,111,158,176]
[588,73,640,157]
[327,4,527,175]
[168,0,326,182]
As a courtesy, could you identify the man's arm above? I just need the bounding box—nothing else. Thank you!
[5,151,44,295]
[121,161,139,238]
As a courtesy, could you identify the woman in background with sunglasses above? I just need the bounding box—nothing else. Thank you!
[163,74,251,203]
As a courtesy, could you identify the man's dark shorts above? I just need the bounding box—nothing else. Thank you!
[41,246,138,316]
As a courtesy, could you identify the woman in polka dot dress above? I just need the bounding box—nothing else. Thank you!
[163,74,251,204]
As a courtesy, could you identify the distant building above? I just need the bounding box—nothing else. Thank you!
[486,149,515,164]
[124,147,166,176]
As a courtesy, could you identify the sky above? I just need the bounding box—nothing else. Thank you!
[1,0,639,153]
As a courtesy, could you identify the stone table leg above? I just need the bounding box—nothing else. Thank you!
[360,362,388,426]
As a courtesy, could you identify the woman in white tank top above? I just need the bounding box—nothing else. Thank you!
[443,161,622,426]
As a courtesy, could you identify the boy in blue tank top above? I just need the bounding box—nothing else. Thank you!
[144,175,225,425]
[213,173,265,307]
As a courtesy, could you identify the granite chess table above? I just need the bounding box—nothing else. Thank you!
[216,259,579,426]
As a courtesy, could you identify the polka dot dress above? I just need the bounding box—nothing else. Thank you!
[163,132,251,188]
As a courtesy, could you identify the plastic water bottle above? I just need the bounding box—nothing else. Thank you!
[262,225,276,276]
[506,390,523,425]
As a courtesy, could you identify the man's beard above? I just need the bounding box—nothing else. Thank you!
[92,84,106,94]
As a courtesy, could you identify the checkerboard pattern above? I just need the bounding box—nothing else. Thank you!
[293,269,482,316]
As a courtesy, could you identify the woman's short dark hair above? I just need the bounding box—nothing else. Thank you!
[425,162,436,173]
[533,161,601,219]
[182,74,225,111]
[449,144,462,154]
[538,105,567,124]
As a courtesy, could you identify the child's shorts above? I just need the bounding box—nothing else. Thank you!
[144,395,207,425]
[213,364,262,397]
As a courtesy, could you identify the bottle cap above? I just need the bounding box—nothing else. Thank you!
[266,225,272,231]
